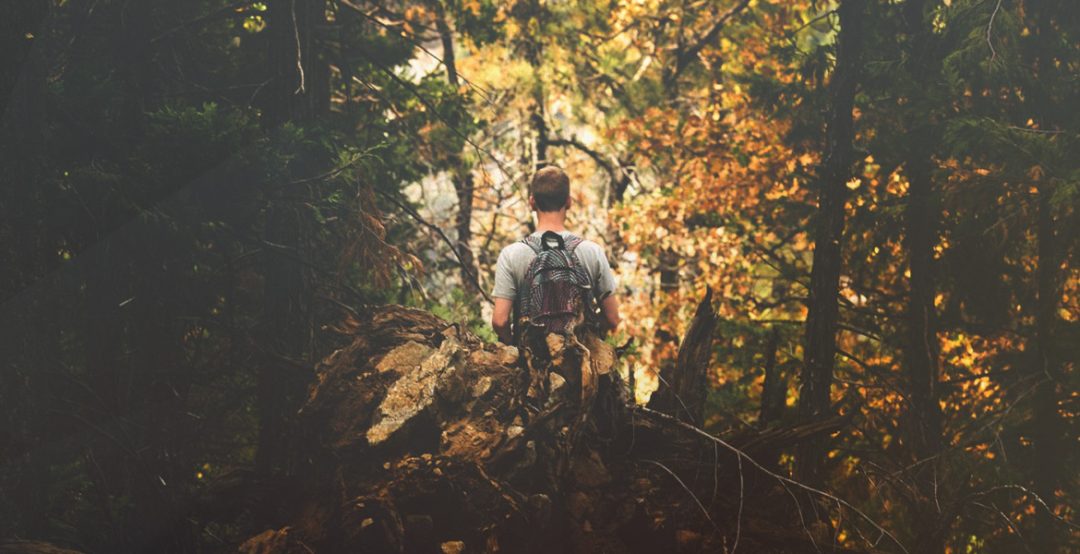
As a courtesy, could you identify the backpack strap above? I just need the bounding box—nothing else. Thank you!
[521,234,543,254]
[562,234,584,254]
[522,231,578,253]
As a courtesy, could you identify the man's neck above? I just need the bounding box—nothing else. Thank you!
[535,211,567,233]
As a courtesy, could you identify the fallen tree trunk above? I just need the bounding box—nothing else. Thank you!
[231,304,881,553]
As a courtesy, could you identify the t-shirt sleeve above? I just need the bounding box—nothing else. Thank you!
[492,246,517,300]
[585,242,618,300]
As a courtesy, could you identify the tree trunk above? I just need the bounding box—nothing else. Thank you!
[432,2,479,294]
[521,1,548,168]
[759,326,785,426]
[795,0,864,486]
[1032,185,1062,552]
[898,3,946,551]
[1028,6,1065,551]
[903,149,946,553]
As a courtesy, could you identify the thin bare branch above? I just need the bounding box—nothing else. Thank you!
[376,189,494,304]
[636,406,910,553]
[986,0,1004,63]
[642,459,721,532]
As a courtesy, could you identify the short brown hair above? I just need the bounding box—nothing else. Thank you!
[530,165,570,212]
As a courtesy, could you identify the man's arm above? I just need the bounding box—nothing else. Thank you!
[492,297,513,344]
[587,241,621,334]
[490,247,517,344]
[600,294,620,333]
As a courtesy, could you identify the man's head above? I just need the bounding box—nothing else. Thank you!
[529,165,571,212]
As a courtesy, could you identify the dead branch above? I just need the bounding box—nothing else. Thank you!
[635,405,910,554]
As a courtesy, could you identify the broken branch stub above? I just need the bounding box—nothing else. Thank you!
[648,287,720,425]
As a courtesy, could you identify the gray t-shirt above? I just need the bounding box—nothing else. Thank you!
[492,230,617,303]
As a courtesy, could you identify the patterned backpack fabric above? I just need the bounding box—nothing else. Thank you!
[517,231,594,334]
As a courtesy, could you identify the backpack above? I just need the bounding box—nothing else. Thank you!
[516,230,595,335]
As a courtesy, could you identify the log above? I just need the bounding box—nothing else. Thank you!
[230,304,879,553]
[0,541,83,554]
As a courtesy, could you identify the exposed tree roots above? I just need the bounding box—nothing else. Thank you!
[225,304,883,554]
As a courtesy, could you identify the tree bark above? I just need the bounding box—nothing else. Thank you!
[647,288,719,425]
[1032,184,1063,552]
[899,3,946,551]
[1028,6,1065,551]
[759,326,785,426]
[432,2,479,294]
[795,0,864,487]
[520,0,548,168]
[903,148,947,553]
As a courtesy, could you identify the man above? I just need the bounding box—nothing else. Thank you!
[491,165,620,344]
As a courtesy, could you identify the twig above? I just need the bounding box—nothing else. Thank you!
[711,442,720,505]
[316,294,360,319]
[986,0,1004,63]
[972,501,1035,554]
[653,372,698,424]
[149,1,252,44]
[291,0,305,94]
[785,9,839,40]
[642,459,720,532]
[376,189,493,304]
[354,46,519,199]
[667,0,754,84]
[970,484,1080,530]
[733,447,744,553]
[285,150,381,186]
[636,406,910,553]
[339,0,495,104]
[783,476,821,553]
[547,136,632,201]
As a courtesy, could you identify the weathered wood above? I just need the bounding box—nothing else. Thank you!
[0,541,83,554]
[232,304,878,553]
[759,325,785,425]
[648,287,719,425]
